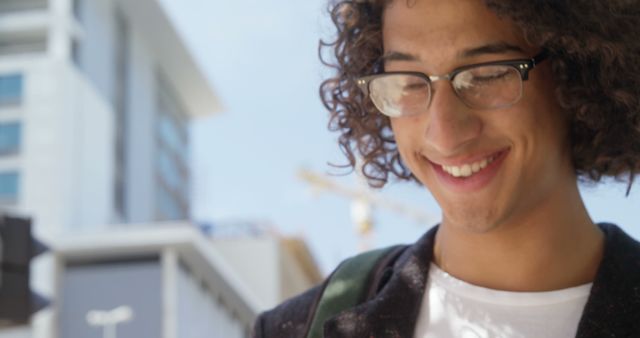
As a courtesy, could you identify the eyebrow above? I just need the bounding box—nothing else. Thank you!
[380,51,420,63]
[459,42,525,59]
[381,42,525,64]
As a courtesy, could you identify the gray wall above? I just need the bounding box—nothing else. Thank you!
[59,258,162,338]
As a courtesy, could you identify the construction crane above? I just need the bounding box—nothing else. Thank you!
[298,168,437,248]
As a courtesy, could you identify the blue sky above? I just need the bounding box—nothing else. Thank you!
[160,0,640,274]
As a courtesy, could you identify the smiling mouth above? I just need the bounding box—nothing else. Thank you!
[425,148,511,180]
[441,155,498,178]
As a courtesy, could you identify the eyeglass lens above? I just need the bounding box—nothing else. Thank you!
[368,65,523,117]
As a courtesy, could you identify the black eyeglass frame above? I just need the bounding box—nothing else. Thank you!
[356,51,549,113]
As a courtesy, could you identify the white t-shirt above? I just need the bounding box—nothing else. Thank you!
[413,263,592,338]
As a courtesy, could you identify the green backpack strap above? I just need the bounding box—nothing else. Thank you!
[306,245,402,338]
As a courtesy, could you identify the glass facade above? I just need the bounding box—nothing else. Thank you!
[0,74,23,105]
[157,184,185,221]
[0,31,47,56]
[155,76,189,221]
[71,1,83,68]
[71,39,82,68]
[0,122,21,155]
[157,148,181,192]
[113,10,130,220]
[0,0,47,13]
[0,171,19,202]
[158,114,187,161]
[72,0,82,22]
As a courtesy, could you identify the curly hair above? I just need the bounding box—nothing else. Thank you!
[319,0,640,193]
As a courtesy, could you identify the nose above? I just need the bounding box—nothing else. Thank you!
[424,82,483,154]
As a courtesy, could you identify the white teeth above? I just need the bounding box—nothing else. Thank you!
[441,156,496,178]
[460,164,472,177]
[471,162,480,172]
[450,166,460,177]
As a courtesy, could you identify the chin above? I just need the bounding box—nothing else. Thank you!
[442,206,503,234]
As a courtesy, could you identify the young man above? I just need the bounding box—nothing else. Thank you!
[253,0,640,337]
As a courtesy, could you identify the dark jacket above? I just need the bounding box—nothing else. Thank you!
[252,223,640,338]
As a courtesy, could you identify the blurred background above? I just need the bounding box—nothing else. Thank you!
[0,0,638,337]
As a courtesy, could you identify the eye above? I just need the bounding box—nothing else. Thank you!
[402,78,429,93]
[471,70,511,82]
[469,66,513,82]
[453,66,515,90]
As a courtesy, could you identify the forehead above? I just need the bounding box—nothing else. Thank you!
[382,0,531,66]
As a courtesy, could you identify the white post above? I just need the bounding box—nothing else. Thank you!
[162,249,178,338]
[104,324,115,338]
[86,305,134,338]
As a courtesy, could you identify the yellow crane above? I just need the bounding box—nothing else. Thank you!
[298,168,436,250]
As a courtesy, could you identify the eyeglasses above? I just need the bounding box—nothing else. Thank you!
[356,52,548,118]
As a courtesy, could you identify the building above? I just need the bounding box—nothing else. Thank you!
[0,0,220,336]
[212,232,323,310]
[52,222,259,338]
[0,0,220,234]
[50,222,323,338]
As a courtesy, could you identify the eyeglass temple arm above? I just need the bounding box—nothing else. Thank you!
[532,50,549,66]
[521,50,549,80]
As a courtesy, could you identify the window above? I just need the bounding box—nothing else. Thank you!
[71,39,82,69]
[72,0,82,22]
[0,30,47,56]
[155,74,190,221]
[157,184,186,221]
[0,172,19,202]
[0,74,23,106]
[113,10,130,220]
[157,149,181,192]
[0,0,47,13]
[158,115,183,155]
[0,122,21,155]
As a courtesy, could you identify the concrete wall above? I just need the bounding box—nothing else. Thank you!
[280,244,319,301]
[0,327,30,338]
[73,0,118,104]
[64,62,115,231]
[212,238,281,310]
[213,237,322,311]
[14,59,114,236]
[175,262,246,338]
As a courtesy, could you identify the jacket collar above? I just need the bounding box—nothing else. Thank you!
[324,226,438,338]
[575,223,640,338]
[325,223,640,338]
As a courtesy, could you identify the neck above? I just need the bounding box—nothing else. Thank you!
[433,181,604,292]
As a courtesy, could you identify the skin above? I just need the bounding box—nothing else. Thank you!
[382,0,604,291]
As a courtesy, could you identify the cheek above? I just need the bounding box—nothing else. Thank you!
[501,102,570,188]
[391,118,421,162]
[499,109,564,167]
[502,67,568,155]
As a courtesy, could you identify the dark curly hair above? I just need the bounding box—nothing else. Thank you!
[319,0,640,193]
